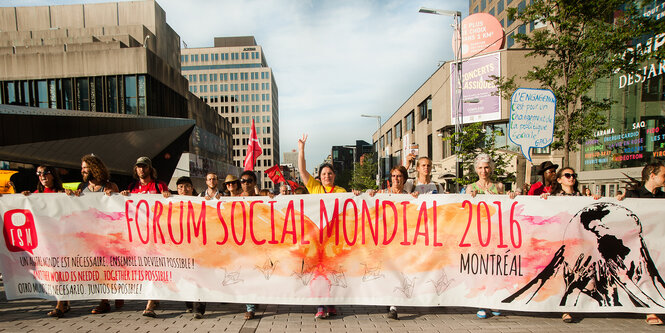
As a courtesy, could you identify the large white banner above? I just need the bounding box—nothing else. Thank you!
[1,193,664,313]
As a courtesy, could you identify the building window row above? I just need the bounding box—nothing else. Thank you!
[186,72,270,84]
[181,51,259,63]
[0,75,154,116]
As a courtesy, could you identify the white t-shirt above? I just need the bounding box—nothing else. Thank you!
[404,179,444,194]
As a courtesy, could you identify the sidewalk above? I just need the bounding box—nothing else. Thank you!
[0,282,661,332]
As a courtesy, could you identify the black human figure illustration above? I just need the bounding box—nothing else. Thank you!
[503,202,665,308]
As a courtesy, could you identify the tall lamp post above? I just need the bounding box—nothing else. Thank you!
[419,7,463,191]
[361,114,382,188]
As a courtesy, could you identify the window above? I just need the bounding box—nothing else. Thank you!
[124,76,136,114]
[394,121,402,140]
[481,0,486,11]
[489,7,495,16]
[497,0,504,14]
[418,97,431,122]
[405,111,414,132]
[386,129,392,145]
[507,32,515,48]
[518,23,526,36]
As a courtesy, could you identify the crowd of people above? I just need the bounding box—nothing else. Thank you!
[4,135,665,326]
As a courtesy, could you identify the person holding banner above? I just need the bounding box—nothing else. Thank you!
[298,134,342,318]
[175,176,207,319]
[467,154,516,199]
[22,165,67,317]
[68,154,123,316]
[618,161,665,326]
[467,153,516,319]
[120,156,169,318]
[235,170,260,319]
[22,165,64,195]
[297,134,346,195]
[366,165,417,320]
[527,161,558,195]
[199,172,221,199]
[404,157,445,194]
[223,174,242,196]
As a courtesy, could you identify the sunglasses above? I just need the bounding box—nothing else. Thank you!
[36,171,51,176]
[562,172,577,179]
[240,178,254,184]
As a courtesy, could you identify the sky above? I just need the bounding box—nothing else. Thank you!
[1,0,468,172]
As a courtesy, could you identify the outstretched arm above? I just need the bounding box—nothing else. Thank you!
[298,134,313,185]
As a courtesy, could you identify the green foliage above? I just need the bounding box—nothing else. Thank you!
[348,153,379,191]
[444,122,516,186]
[493,0,664,165]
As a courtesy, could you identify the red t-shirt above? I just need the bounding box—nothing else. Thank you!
[527,181,551,196]
[34,187,58,193]
[128,181,168,194]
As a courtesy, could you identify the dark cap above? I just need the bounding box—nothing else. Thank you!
[537,161,559,175]
[135,156,152,167]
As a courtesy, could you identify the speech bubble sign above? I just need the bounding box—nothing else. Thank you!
[3,209,38,254]
[509,88,556,162]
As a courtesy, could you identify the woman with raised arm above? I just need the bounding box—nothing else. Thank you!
[298,134,346,195]
[298,134,343,319]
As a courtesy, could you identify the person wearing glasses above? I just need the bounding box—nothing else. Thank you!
[235,170,260,319]
[22,165,66,317]
[540,166,598,323]
[200,172,220,199]
[22,165,65,195]
[541,167,599,199]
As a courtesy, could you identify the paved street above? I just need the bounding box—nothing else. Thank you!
[0,281,662,333]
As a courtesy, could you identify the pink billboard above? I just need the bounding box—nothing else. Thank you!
[454,13,505,58]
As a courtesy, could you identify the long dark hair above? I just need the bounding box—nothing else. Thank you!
[550,167,580,195]
[36,165,64,193]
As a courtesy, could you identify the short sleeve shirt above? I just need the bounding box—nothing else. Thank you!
[305,177,346,194]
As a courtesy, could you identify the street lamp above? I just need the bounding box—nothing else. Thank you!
[361,114,382,187]
[419,6,463,191]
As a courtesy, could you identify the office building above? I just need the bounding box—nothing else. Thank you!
[181,36,279,190]
[0,0,234,189]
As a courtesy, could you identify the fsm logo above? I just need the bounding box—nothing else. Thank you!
[3,209,38,253]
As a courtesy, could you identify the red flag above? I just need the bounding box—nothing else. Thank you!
[286,180,299,191]
[243,119,263,171]
[264,164,286,184]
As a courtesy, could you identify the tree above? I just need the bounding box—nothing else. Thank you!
[494,0,663,166]
[348,153,379,191]
[445,122,516,187]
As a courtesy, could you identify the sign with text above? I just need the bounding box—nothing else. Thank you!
[454,13,505,58]
[1,193,664,313]
[450,52,501,125]
[509,88,556,161]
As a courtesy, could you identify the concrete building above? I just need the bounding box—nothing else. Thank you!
[181,36,279,190]
[0,0,235,190]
